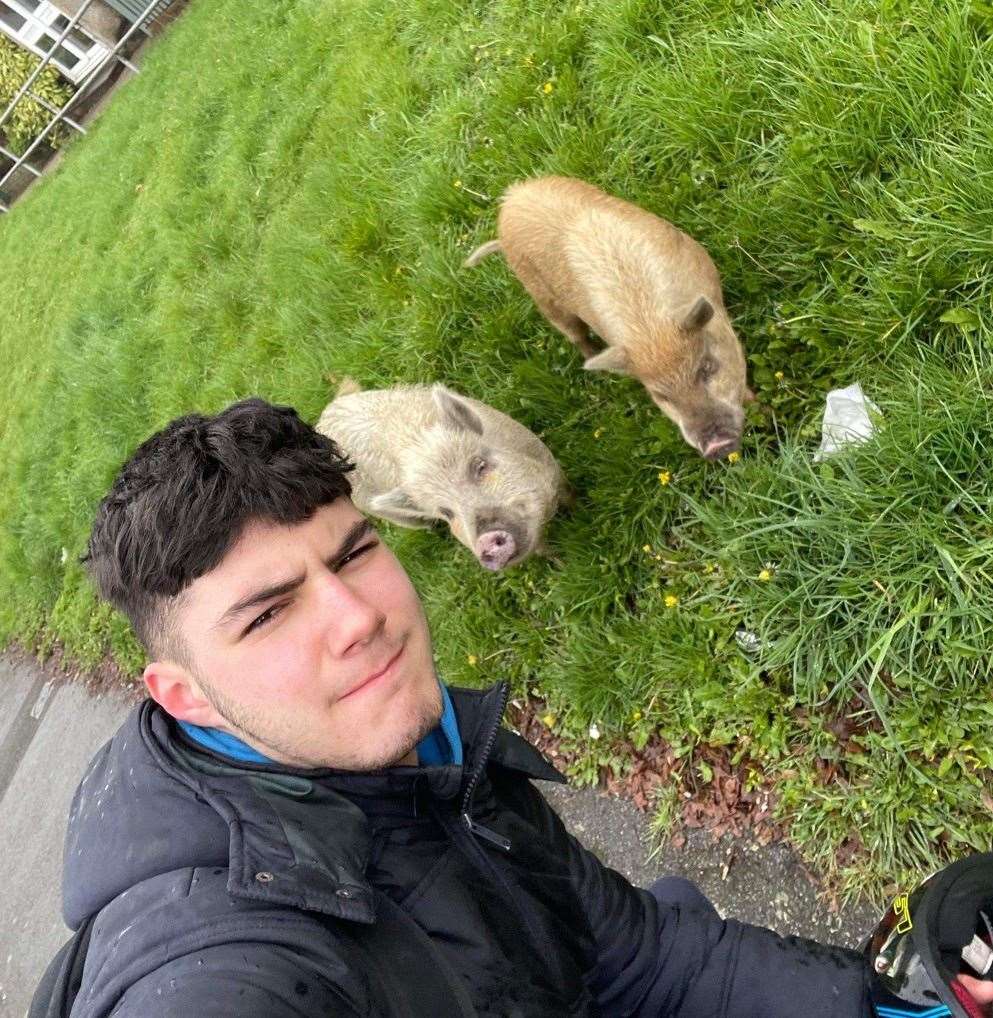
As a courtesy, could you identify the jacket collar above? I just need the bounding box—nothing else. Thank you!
[138,682,562,924]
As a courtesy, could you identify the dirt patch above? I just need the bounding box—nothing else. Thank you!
[508,693,784,847]
[2,641,144,705]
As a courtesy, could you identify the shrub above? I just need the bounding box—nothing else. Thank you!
[0,34,71,156]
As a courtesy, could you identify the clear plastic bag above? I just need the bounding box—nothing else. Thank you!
[814,382,880,462]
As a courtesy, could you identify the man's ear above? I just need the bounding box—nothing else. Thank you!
[143,659,221,726]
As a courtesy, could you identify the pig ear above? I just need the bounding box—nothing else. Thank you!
[433,386,484,435]
[368,488,433,526]
[582,346,630,375]
[681,296,714,331]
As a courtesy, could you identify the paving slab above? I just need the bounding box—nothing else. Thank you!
[0,661,131,1018]
[0,660,43,752]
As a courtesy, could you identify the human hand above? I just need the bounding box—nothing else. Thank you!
[956,974,993,1017]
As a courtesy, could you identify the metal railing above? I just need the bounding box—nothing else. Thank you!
[0,0,167,211]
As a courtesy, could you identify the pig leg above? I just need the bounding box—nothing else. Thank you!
[559,481,578,509]
[529,289,597,357]
[532,536,565,569]
[544,307,598,359]
[510,252,599,357]
[380,516,432,530]
[366,488,434,529]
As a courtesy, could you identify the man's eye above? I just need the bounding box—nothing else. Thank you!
[340,540,378,568]
[245,604,284,635]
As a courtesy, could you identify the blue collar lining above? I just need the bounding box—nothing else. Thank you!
[177,680,463,767]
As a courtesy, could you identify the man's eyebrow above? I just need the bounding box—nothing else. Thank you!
[214,519,375,631]
[331,519,375,569]
[214,572,306,631]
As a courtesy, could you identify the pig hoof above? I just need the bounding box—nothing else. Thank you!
[476,530,517,571]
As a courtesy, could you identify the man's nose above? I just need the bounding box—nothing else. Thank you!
[316,572,384,656]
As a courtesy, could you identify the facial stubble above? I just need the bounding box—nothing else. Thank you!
[193,665,444,771]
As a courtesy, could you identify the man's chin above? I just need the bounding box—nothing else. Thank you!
[335,679,443,771]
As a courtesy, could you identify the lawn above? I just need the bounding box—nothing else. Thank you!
[1,0,991,896]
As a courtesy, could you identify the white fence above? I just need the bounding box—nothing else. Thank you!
[0,0,170,211]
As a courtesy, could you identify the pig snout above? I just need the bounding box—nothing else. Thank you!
[701,430,740,461]
[475,530,517,570]
[696,414,743,460]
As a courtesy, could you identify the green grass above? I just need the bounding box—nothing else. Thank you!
[2,0,992,896]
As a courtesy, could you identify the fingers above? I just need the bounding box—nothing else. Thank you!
[957,973,993,1011]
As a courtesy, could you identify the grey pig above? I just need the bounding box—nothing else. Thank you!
[316,381,570,571]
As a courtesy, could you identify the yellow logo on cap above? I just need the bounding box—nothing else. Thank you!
[893,893,912,934]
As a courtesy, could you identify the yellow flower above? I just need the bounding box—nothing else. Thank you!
[631,710,643,722]
[703,562,715,574]
[642,544,652,553]
[453,179,463,189]
[758,569,773,582]
[542,80,554,94]
[593,427,603,439]
[727,451,741,464]
[774,370,785,381]
[541,712,557,728]
[467,654,478,666]
[658,470,671,486]
[664,594,679,608]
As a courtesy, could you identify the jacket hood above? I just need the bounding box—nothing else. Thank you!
[62,683,561,930]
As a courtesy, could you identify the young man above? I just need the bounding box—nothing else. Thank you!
[59,397,874,1017]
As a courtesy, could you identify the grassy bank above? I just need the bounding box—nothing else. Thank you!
[1,0,991,894]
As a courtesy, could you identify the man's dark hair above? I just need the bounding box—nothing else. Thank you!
[84,398,353,659]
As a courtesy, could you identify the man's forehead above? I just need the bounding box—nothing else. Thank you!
[189,500,362,597]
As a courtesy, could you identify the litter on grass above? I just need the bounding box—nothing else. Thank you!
[734,628,764,655]
[813,382,880,462]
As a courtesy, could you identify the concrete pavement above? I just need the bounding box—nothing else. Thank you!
[0,652,878,1017]
[0,657,133,1017]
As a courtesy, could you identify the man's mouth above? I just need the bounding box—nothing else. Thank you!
[339,643,405,701]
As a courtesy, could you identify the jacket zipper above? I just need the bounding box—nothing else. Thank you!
[444,682,552,971]
[459,682,511,852]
